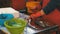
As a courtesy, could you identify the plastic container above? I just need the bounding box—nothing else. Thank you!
[4,18,27,34]
[0,14,14,26]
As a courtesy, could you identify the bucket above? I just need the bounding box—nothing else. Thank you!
[4,18,27,34]
[0,14,14,26]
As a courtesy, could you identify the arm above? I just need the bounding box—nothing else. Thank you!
[30,0,57,19]
[43,0,57,14]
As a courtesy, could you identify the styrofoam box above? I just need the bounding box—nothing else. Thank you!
[0,7,19,18]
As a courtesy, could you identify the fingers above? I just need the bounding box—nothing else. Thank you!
[30,14,36,19]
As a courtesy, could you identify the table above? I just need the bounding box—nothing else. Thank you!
[0,13,59,34]
[35,25,59,34]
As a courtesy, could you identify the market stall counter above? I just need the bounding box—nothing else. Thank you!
[0,13,59,34]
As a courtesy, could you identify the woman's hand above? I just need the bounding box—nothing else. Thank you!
[30,12,41,19]
[30,10,45,19]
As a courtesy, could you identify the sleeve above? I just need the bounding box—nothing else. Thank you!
[43,0,57,14]
[56,0,60,10]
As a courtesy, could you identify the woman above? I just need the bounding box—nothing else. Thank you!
[30,0,60,26]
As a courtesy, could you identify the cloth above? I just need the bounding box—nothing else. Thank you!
[0,14,14,26]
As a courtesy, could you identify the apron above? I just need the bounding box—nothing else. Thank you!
[42,0,60,26]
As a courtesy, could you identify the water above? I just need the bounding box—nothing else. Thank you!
[12,24,22,27]
[8,22,22,27]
